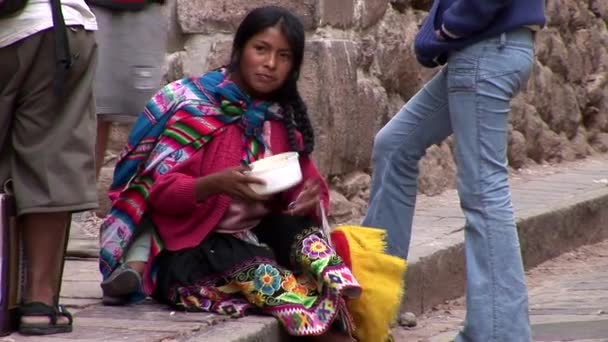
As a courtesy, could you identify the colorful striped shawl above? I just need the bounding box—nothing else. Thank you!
[99,69,284,289]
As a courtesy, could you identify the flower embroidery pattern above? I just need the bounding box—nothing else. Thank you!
[282,275,298,291]
[292,284,309,296]
[302,235,333,259]
[254,264,281,295]
[282,274,309,297]
[297,273,320,292]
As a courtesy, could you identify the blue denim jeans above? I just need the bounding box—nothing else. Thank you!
[363,29,534,341]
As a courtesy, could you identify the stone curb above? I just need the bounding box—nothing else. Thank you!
[403,186,608,315]
[181,316,286,342]
[197,186,608,342]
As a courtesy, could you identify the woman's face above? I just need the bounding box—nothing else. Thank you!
[236,26,293,97]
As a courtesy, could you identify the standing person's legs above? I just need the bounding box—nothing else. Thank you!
[95,120,112,177]
[446,30,535,342]
[362,69,452,259]
[91,4,167,178]
[0,26,98,334]
[89,4,167,303]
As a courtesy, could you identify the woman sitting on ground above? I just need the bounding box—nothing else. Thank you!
[99,6,360,341]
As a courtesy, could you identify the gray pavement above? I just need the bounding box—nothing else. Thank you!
[394,239,608,341]
[528,242,608,342]
[2,155,608,342]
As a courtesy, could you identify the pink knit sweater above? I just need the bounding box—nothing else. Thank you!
[147,122,329,251]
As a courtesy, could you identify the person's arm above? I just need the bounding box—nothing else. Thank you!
[147,157,209,215]
[148,154,267,215]
[440,0,513,39]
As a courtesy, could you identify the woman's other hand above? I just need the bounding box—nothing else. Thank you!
[195,165,269,202]
[286,180,321,216]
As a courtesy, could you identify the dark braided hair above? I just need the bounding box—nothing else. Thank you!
[228,6,315,154]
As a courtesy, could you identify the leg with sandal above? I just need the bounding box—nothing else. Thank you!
[0,4,98,334]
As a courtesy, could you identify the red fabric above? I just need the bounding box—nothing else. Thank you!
[147,122,329,251]
[330,231,353,270]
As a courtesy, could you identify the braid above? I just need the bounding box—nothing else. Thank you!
[291,92,315,154]
[284,109,300,153]
[280,83,315,155]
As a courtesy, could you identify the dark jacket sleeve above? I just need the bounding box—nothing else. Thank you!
[441,0,513,39]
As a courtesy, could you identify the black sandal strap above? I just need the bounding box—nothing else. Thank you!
[56,305,73,325]
[18,302,58,325]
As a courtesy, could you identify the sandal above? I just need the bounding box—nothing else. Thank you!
[18,302,73,335]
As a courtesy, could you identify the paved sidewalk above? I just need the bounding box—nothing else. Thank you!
[2,155,608,341]
[0,259,236,342]
[394,239,608,341]
[529,241,608,342]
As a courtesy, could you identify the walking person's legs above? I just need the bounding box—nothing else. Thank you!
[446,29,535,341]
[91,3,167,179]
[87,4,167,303]
[363,69,452,259]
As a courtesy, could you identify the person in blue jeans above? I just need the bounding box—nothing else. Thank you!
[363,0,546,341]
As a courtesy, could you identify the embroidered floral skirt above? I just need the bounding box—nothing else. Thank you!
[152,215,361,336]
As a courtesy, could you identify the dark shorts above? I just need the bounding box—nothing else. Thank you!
[0,27,98,215]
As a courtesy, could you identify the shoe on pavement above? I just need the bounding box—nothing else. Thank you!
[100,265,143,305]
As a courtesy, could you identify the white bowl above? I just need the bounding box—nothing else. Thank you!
[246,152,303,195]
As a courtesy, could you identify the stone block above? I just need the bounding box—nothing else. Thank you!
[530,64,582,140]
[589,0,608,21]
[351,76,390,169]
[183,35,216,77]
[417,143,456,196]
[590,132,608,152]
[574,27,608,78]
[388,0,409,12]
[329,189,357,223]
[206,39,234,70]
[298,39,360,176]
[163,51,187,83]
[534,28,570,80]
[360,0,389,28]
[177,0,317,34]
[317,0,356,28]
[334,171,372,199]
[374,8,436,100]
[508,129,529,169]
[163,0,185,53]
[358,35,376,71]
[180,37,232,78]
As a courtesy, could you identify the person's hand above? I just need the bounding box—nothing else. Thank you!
[286,180,321,216]
[435,29,445,40]
[196,165,269,202]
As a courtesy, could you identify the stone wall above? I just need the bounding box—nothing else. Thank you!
[101,0,608,219]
